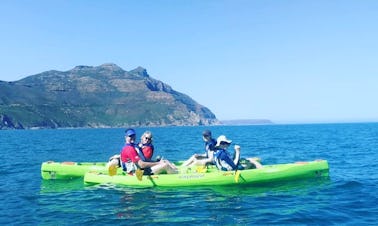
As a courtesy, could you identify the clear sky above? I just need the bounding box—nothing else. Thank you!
[1,0,377,123]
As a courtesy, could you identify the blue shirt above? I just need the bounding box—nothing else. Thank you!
[204,138,217,157]
[213,148,237,171]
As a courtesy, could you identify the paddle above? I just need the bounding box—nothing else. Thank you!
[147,174,157,186]
[107,155,120,176]
[135,168,156,187]
[108,164,118,176]
[234,170,241,183]
[135,168,144,181]
[137,168,157,186]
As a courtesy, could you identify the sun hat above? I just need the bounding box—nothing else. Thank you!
[125,128,136,137]
[216,135,232,146]
[202,130,211,137]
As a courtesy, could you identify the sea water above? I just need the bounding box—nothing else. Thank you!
[0,123,377,225]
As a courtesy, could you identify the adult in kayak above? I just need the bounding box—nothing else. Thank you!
[182,130,217,167]
[121,128,178,177]
[106,130,162,175]
[214,135,263,171]
[138,131,155,161]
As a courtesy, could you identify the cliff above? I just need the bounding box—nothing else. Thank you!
[0,63,220,129]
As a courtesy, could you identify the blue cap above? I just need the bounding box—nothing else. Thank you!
[125,128,136,137]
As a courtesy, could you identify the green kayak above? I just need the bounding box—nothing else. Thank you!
[41,161,110,180]
[41,158,261,180]
[83,160,329,187]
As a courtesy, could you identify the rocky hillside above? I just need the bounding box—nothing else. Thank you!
[0,63,220,129]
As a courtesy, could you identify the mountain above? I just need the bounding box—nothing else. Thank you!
[220,119,273,125]
[0,63,220,129]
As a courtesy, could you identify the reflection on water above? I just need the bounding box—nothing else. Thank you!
[40,175,330,196]
[40,178,85,193]
[39,176,331,224]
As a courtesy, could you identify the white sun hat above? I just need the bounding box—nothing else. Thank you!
[216,135,232,146]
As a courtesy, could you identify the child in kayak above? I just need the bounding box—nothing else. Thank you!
[214,135,263,171]
[182,130,217,167]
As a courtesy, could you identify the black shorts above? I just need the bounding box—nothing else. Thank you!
[143,168,153,175]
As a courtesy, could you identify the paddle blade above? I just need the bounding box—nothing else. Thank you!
[136,169,143,181]
[108,165,117,176]
[234,170,241,183]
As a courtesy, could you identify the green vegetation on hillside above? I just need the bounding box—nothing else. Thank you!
[0,64,219,129]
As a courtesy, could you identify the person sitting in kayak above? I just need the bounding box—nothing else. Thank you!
[106,131,158,174]
[138,131,155,161]
[121,128,178,176]
[182,130,217,167]
[214,135,263,171]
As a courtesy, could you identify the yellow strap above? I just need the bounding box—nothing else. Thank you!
[196,165,207,173]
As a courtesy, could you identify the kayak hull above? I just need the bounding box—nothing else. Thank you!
[84,160,329,187]
[41,161,109,180]
[41,158,260,180]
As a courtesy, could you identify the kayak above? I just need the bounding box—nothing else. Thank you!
[83,160,329,187]
[40,157,261,180]
[41,161,110,180]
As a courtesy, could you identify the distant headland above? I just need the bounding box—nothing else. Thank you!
[220,119,273,125]
[0,63,220,129]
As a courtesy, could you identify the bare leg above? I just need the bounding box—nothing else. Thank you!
[183,155,208,167]
[106,158,119,169]
[192,158,211,166]
[151,163,167,174]
[106,157,120,176]
[247,158,263,169]
[182,155,196,166]
[151,161,178,174]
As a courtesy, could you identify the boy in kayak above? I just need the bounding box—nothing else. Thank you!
[121,128,178,177]
[214,135,263,171]
[182,130,217,167]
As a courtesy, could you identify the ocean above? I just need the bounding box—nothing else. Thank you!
[1,123,377,225]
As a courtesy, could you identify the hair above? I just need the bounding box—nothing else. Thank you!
[141,131,153,143]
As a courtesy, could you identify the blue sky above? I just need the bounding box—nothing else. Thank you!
[1,0,377,123]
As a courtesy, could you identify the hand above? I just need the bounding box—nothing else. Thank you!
[155,155,161,161]
[234,145,241,152]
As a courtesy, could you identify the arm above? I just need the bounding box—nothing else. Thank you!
[206,151,214,163]
[196,153,207,158]
[137,159,160,169]
[233,145,241,166]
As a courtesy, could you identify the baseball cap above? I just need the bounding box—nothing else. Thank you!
[125,128,136,137]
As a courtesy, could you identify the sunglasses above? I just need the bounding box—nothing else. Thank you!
[144,137,152,140]
[220,141,231,145]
